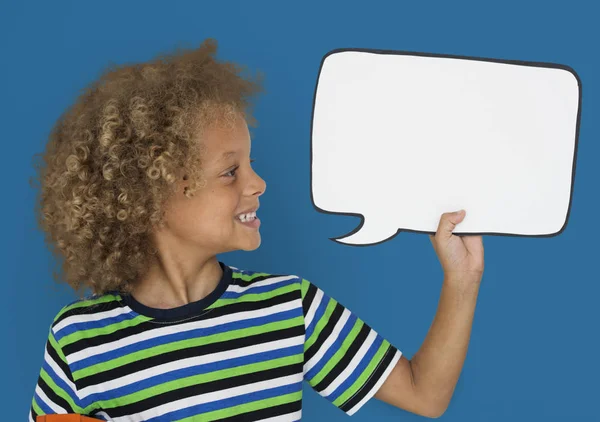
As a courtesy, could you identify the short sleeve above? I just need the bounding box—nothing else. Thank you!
[301,278,402,416]
[29,325,84,421]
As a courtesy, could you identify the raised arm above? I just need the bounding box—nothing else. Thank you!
[375,210,484,418]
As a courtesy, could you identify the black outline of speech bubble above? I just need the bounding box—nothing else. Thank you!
[309,47,582,246]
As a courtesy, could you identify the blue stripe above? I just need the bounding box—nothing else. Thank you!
[71,307,303,372]
[146,381,303,422]
[305,313,357,381]
[42,360,80,409]
[327,334,384,402]
[55,311,138,342]
[33,391,54,415]
[305,294,329,341]
[79,344,304,408]
[221,278,296,299]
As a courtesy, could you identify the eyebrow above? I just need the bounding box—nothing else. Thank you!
[220,151,237,161]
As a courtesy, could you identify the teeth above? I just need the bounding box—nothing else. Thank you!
[237,211,256,222]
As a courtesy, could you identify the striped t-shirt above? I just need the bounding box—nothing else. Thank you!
[30,262,401,421]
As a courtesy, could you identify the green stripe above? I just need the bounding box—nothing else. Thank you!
[48,330,69,366]
[87,353,303,412]
[40,368,85,413]
[301,278,310,300]
[231,272,271,282]
[207,283,297,309]
[59,313,151,348]
[54,295,121,323]
[73,316,304,380]
[308,319,365,386]
[333,340,391,407]
[31,398,44,416]
[174,391,302,422]
[304,297,336,351]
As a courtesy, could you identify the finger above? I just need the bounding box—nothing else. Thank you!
[436,210,465,241]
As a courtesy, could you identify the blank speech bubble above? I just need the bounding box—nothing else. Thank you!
[310,48,581,246]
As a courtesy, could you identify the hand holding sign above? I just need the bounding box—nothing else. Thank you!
[429,210,485,286]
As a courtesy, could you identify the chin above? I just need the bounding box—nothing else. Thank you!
[242,235,262,251]
[228,234,260,252]
[242,240,262,251]
[241,246,260,252]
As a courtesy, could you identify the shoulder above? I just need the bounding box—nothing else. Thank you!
[49,293,127,338]
[222,264,314,303]
[225,264,320,299]
[227,264,304,287]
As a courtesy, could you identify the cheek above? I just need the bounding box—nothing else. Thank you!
[168,189,240,235]
[196,200,239,233]
[173,208,232,241]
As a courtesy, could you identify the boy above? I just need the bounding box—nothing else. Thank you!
[30,38,484,420]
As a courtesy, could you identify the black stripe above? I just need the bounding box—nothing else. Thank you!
[230,273,291,286]
[89,408,103,418]
[64,290,300,356]
[47,338,75,384]
[302,281,317,316]
[29,405,38,420]
[37,375,75,413]
[77,323,305,389]
[104,363,303,417]
[63,319,161,356]
[54,299,122,326]
[304,302,344,362]
[340,345,397,412]
[313,323,371,392]
[216,398,302,421]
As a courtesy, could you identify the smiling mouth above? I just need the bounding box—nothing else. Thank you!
[236,211,257,223]
[235,210,261,229]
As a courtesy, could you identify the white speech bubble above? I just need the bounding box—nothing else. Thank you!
[310,49,581,245]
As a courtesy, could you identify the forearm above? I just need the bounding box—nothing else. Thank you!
[410,276,481,414]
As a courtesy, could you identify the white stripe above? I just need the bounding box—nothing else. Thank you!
[226,275,296,293]
[110,373,303,422]
[347,349,402,416]
[303,309,351,374]
[95,411,110,419]
[79,334,304,398]
[258,409,302,421]
[69,300,298,364]
[304,288,324,329]
[54,306,132,333]
[35,385,67,413]
[45,349,78,396]
[321,330,377,397]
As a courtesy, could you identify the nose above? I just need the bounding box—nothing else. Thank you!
[248,167,267,197]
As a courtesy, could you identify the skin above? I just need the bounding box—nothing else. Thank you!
[130,113,266,309]
[131,112,485,419]
[374,211,484,418]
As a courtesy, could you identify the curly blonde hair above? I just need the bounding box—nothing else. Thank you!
[31,38,263,297]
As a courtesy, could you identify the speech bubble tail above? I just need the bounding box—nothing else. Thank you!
[332,221,399,246]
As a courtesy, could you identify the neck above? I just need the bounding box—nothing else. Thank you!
[131,251,223,310]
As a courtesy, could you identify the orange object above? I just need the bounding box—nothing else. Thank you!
[36,415,99,421]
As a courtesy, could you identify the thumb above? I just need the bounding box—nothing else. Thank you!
[436,210,465,241]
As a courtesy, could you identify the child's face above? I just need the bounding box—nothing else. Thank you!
[159,114,267,255]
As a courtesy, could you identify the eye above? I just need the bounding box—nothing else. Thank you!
[224,159,254,178]
[224,166,239,178]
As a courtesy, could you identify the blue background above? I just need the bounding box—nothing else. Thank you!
[2,0,598,420]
